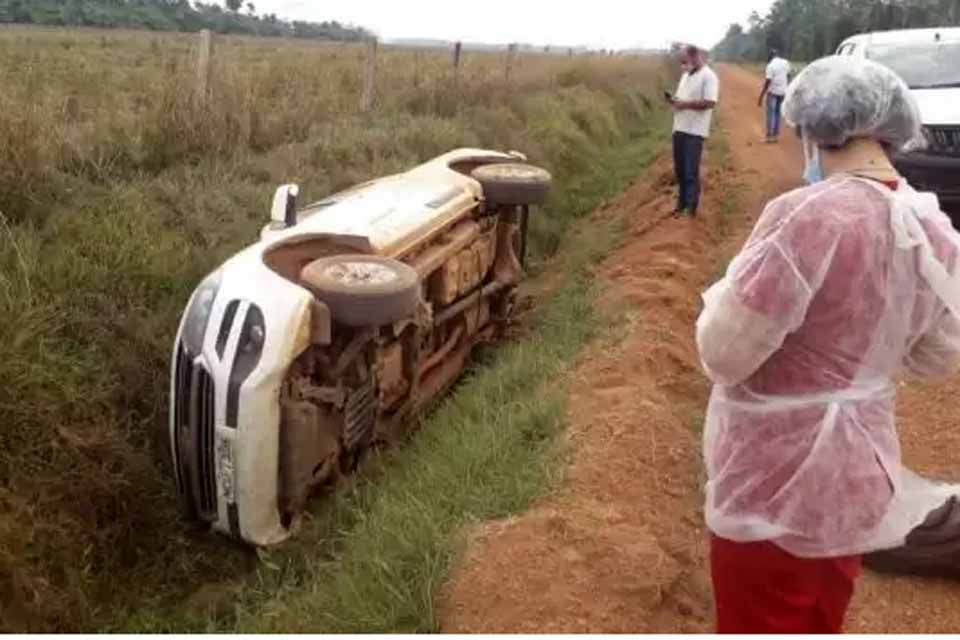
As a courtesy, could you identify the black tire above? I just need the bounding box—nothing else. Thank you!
[300,255,420,327]
[471,163,552,206]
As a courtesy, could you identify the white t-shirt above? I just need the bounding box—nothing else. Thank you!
[765,57,791,96]
[673,65,720,139]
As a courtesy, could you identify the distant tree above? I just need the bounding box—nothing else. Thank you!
[712,0,960,62]
[60,0,85,24]
[0,0,368,40]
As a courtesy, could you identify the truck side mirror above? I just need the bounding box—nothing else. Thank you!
[271,184,300,229]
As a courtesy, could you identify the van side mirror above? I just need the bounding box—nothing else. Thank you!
[271,184,300,229]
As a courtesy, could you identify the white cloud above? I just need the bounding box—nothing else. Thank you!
[248,0,774,50]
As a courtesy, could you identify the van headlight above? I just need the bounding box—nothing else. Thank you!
[182,270,223,354]
[226,305,266,427]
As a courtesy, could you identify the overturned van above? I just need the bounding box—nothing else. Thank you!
[169,149,551,545]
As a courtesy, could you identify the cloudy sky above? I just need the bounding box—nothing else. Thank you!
[250,0,775,50]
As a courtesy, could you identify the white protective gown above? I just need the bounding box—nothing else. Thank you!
[697,175,960,558]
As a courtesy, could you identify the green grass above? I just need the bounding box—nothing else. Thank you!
[109,111,669,634]
[705,119,742,281]
[713,126,737,237]
[0,28,671,631]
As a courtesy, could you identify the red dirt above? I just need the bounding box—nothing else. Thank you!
[439,65,960,633]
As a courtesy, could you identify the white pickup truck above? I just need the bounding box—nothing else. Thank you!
[169,149,551,545]
[836,27,960,216]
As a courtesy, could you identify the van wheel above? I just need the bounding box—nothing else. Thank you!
[300,255,420,327]
[471,163,552,206]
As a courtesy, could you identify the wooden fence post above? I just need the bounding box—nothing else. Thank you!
[63,95,80,122]
[451,41,463,112]
[361,38,378,113]
[453,40,462,80]
[413,50,422,89]
[505,43,517,85]
[196,29,213,99]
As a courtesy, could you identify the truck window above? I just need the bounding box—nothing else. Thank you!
[867,41,960,89]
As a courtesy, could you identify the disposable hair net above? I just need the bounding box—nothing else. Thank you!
[783,55,924,151]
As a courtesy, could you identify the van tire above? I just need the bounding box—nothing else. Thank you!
[300,255,420,327]
[471,163,552,206]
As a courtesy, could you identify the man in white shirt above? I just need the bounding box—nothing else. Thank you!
[758,49,792,143]
[667,45,720,218]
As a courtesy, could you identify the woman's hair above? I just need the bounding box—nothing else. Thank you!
[783,56,924,151]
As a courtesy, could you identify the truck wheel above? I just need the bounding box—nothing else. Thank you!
[471,163,552,206]
[300,255,420,327]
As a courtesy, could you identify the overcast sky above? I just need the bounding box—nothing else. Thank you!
[250,1,775,50]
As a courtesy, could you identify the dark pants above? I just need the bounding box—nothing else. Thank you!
[865,495,960,578]
[766,93,785,138]
[673,131,705,215]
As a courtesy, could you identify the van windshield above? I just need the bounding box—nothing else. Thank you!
[867,41,960,89]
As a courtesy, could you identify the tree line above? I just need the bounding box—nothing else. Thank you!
[0,0,372,40]
[713,0,960,62]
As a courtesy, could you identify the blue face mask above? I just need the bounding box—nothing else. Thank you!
[803,148,824,185]
[801,131,824,185]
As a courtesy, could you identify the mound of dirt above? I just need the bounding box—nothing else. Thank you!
[440,152,726,633]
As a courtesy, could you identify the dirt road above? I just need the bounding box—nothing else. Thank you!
[440,65,960,633]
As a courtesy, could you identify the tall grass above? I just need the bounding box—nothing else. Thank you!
[0,26,666,631]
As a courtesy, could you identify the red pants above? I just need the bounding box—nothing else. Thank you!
[710,534,862,634]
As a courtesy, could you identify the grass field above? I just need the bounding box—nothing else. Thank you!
[0,26,669,631]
